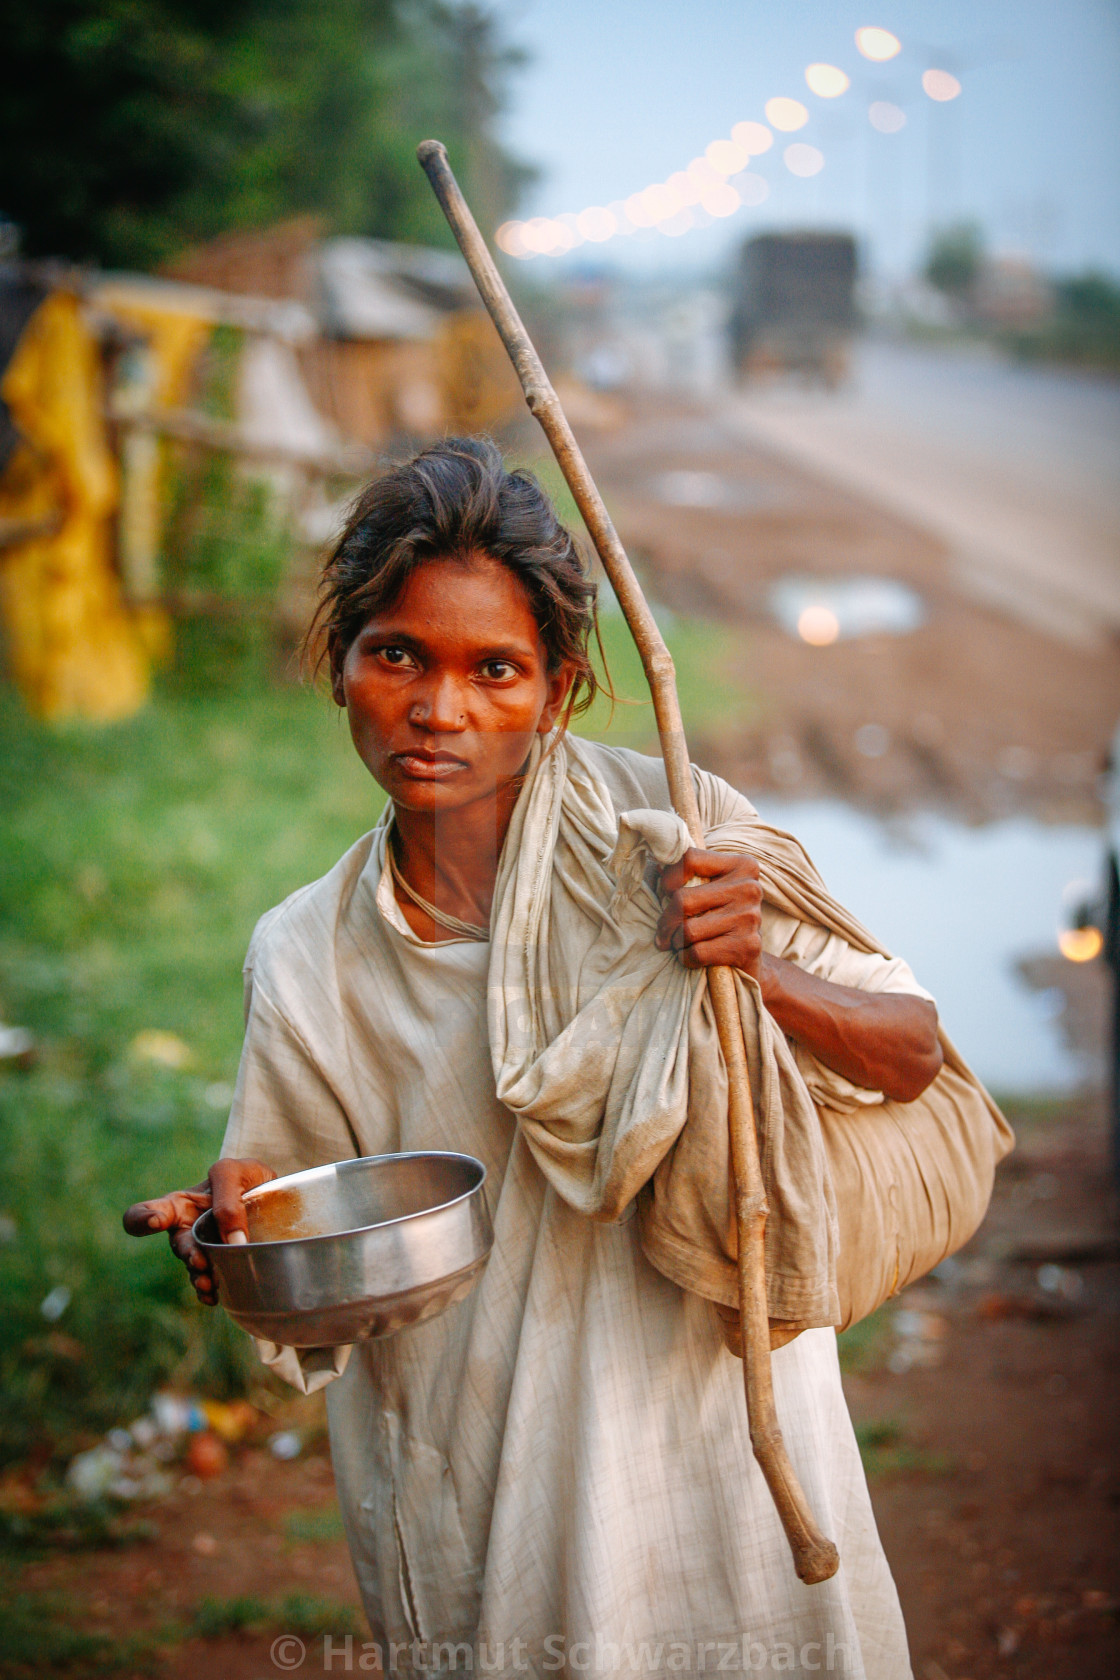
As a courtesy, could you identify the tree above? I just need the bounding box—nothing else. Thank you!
[0,0,534,269]
[923,222,984,298]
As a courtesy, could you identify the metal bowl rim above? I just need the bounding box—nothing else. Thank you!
[191,1149,488,1255]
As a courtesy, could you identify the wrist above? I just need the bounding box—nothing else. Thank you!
[757,951,782,1006]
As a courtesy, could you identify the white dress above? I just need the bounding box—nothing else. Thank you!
[222,744,916,1678]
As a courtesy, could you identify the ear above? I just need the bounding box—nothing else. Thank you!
[537,662,577,733]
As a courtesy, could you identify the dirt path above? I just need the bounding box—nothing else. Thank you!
[10,1106,1117,1680]
[578,400,1119,826]
[845,1097,1120,1680]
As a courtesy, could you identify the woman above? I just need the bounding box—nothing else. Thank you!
[126,438,942,1677]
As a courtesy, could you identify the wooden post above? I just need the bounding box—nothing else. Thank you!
[417,140,839,1586]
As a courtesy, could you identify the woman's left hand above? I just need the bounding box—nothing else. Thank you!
[656,848,762,977]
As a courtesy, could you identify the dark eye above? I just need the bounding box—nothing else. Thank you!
[480,659,518,681]
[378,645,415,669]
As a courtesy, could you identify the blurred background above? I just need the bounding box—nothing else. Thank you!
[0,2,1117,1676]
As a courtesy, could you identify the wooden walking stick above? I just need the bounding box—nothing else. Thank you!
[417,140,840,1586]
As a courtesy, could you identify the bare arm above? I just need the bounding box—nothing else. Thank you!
[657,847,943,1103]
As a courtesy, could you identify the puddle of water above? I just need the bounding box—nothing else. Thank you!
[769,575,926,642]
[758,799,1104,1093]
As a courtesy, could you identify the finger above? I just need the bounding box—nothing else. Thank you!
[170,1226,210,1272]
[209,1158,274,1243]
[669,908,745,955]
[660,849,752,896]
[122,1185,210,1237]
[679,935,756,970]
[663,877,760,928]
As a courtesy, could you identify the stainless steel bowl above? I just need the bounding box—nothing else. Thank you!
[193,1151,492,1347]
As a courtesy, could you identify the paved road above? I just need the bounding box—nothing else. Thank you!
[725,341,1120,647]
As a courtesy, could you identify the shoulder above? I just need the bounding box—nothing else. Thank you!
[245,826,382,988]
[564,735,757,828]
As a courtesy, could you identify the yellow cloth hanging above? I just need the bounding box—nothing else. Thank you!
[0,290,150,722]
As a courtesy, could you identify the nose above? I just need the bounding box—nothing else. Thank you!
[410,671,469,733]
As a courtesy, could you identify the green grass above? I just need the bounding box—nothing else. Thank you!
[854,1418,952,1480]
[0,575,755,1475]
[836,1304,894,1376]
[0,680,384,1469]
[284,1504,346,1544]
[0,1591,165,1677]
[189,1590,361,1639]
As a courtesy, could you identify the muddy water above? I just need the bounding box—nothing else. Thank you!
[758,799,1104,1093]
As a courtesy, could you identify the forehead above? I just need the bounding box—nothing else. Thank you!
[367,554,542,648]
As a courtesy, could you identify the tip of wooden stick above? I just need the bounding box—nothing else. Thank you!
[795,1538,841,1585]
[416,139,447,167]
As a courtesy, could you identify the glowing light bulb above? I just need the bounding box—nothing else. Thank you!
[1058,926,1103,963]
[522,217,568,255]
[624,191,657,228]
[687,156,722,188]
[576,206,617,242]
[798,606,840,645]
[922,68,961,101]
[805,63,850,98]
[731,121,773,156]
[856,26,901,61]
[765,97,810,132]
[667,170,702,207]
[699,181,741,218]
[495,222,529,258]
[707,137,751,176]
[784,143,825,178]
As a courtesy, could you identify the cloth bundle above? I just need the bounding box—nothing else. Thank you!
[489,733,1013,1339]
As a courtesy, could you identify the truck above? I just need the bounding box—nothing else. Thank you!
[729,231,858,387]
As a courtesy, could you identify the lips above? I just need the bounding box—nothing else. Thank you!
[391,748,470,779]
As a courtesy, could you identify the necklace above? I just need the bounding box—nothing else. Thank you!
[388,837,490,943]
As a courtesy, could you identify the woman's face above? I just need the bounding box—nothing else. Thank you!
[332,553,575,815]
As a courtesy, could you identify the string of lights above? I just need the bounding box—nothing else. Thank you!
[496,25,962,261]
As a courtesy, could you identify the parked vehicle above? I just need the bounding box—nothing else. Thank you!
[729,231,858,387]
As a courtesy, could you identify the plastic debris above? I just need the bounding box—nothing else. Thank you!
[66,1442,173,1503]
[64,1389,258,1502]
[152,1393,208,1435]
[185,1433,228,1479]
[39,1285,71,1322]
[269,1431,302,1460]
[201,1399,257,1443]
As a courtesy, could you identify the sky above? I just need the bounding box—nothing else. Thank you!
[497,0,1120,281]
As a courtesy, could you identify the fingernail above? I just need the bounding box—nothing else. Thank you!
[226,1230,249,1246]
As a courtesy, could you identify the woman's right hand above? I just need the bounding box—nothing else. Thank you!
[122,1158,277,1305]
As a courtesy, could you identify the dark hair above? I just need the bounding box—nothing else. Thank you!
[307,437,606,723]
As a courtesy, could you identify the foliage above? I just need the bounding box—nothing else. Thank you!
[854,1418,951,1479]
[0,1590,164,1677]
[923,221,984,297]
[190,1590,361,1637]
[285,1504,347,1543]
[0,0,535,269]
[836,1304,893,1375]
[1006,270,1120,371]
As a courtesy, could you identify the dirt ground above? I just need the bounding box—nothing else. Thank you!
[12,1097,1117,1679]
[578,400,1120,826]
